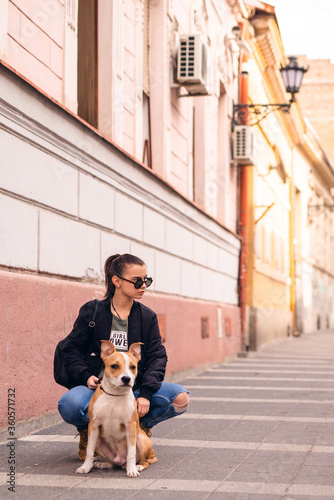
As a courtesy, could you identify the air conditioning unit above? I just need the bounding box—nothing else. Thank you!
[233,125,255,165]
[177,34,210,95]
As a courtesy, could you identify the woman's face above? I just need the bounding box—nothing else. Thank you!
[117,264,150,300]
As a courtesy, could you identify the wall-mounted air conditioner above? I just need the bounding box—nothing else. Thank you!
[233,125,255,165]
[176,34,210,95]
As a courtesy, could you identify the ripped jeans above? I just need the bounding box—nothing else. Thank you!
[58,382,190,430]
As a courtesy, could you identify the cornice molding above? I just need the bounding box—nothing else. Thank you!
[224,0,249,19]
[250,15,304,144]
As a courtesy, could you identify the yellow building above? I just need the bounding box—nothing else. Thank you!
[238,1,334,349]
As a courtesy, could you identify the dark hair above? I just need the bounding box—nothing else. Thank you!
[104,253,146,298]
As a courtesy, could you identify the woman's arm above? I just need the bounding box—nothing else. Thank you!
[138,313,168,401]
[62,301,97,387]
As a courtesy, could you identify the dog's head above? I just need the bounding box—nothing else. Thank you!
[100,341,142,393]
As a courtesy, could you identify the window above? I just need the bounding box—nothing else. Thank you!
[77,0,98,128]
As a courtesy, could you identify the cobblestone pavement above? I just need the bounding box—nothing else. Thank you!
[1,331,334,499]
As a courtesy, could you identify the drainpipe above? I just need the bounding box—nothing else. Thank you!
[238,52,249,356]
[289,148,296,335]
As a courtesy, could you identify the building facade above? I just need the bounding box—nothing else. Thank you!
[296,57,334,333]
[240,2,334,348]
[297,57,334,167]
[293,129,334,334]
[239,4,295,349]
[0,0,244,434]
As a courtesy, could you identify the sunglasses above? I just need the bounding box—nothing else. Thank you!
[117,276,153,289]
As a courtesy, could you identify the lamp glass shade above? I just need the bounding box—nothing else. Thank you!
[280,57,308,97]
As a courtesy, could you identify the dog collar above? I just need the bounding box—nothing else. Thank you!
[100,383,127,397]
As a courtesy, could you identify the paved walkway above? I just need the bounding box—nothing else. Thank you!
[1,331,334,499]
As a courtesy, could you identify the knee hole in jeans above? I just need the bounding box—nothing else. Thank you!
[172,392,190,414]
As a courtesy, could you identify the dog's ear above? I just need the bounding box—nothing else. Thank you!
[100,340,116,359]
[129,342,143,361]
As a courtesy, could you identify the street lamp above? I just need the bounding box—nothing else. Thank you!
[280,56,308,102]
[233,56,309,126]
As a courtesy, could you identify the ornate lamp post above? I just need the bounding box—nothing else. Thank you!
[233,56,309,126]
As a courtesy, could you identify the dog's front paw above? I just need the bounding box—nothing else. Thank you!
[127,466,140,477]
[94,462,113,469]
[76,464,91,474]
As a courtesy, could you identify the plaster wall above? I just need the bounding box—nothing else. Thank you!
[249,125,292,348]
[248,271,291,350]
[1,270,240,432]
[149,0,239,228]
[0,64,241,432]
[2,0,240,232]
[293,146,334,333]
[248,305,292,351]
[6,0,65,102]
[298,57,334,167]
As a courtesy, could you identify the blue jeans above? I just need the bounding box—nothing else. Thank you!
[58,382,189,430]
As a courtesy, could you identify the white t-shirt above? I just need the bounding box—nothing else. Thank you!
[109,316,128,352]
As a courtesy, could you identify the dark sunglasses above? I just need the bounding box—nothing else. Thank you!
[117,276,153,289]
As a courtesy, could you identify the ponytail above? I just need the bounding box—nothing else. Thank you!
[104,253,146,298]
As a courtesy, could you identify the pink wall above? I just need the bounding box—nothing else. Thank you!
[145,293,241,375]
[170,91,191,197]
[7,1,65,102]
[1,269,240,431]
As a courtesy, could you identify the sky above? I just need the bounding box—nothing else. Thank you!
[268,0,334,62]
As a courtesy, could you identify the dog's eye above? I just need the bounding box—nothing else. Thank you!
[111,364,118,369]
[130,365,136,371]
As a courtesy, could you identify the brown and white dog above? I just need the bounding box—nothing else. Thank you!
[76,341,157,477]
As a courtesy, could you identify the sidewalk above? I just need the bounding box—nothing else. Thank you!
[1,331,334,499]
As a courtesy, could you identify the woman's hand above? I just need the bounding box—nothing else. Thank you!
[137,397,150,418]
[87,375,100,389]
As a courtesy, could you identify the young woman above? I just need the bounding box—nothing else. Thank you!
[58,253,190,459]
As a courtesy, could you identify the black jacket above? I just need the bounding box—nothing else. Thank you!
[62,297,167,401]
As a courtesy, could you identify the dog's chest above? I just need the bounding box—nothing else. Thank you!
[93,393,134,440]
